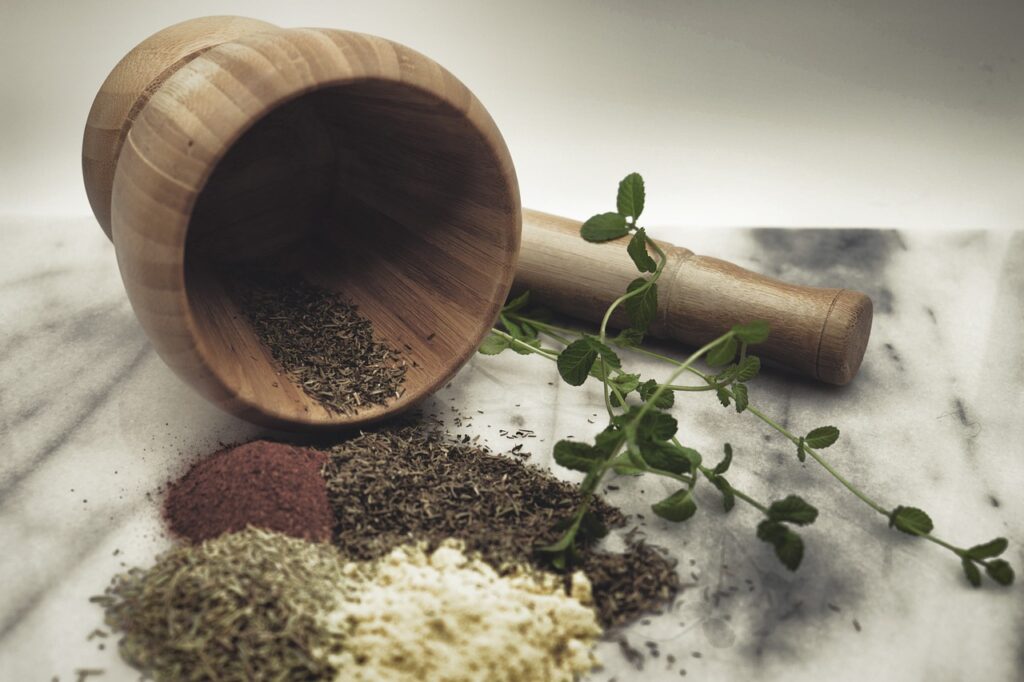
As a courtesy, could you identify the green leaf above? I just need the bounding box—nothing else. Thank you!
[732,320,770,344]
[638,440,696,473]
[581,212,629,242]
[557,339,598,386]
[510,337,541,355]
[640,411,678,441]
[594,427,625,456]
[709,475,736,512]
[889,506,934,536]
[767,495,819,526]
[638,379,675,408]
[962,558,982,587]
[625,279,658,331]
[652,488,698,522]
[733,382,749,413]
[613,328,645,348]
[796,436,806,463]
[610,372,641,395]
[713,443,733,475]
[478,333,510,355]
[706,336,738,367]
[612,463,646,476]
[757,520,805,571]
[985,559,1015,586]
[553,440,602,473]
[805,426,840,449]
[627,229,657,273]
[503,290,530,313]
[966,538,1008,560]
[616,172,645,220]
[734,356,761,382]
[587,338,622,369]
[716,387,731,408]
[640,441,698,475]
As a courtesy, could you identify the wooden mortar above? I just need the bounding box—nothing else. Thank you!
[83,16,871,431]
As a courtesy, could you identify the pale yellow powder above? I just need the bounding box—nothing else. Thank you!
[323,541,602,682]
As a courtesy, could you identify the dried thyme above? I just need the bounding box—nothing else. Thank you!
[235,272,407,414]
[322,421,679,626]
[91,528,350,681]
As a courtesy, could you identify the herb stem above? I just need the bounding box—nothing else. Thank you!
[693,464,770,514]
[489,329,560,361]
[738,402,890,516]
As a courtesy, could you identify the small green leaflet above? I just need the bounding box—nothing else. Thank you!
[757,520,804,571]
[796,436,806,463]
[713,443,733,475]
[716,387,731,408]
[805,426,840,449]
[732,320,770,344]
[610,372,641,395]
[732,382,749,413]
[709,475,735,512]
[652,488,697,522]
[627,229,657,273]
[478,333,510,355]
[553,440,601,473]
[734,356,761,382]
[639,441,693,475]
[588,338,622,369]
[638,379,674,408]
[616,172,645,220]
[594,426,625,456]
[640,411,678,441]
[962,558,982,587]
[557,339,598,386]
[625,279,658,331]
[889,506,934,536]
[581,212,629,242]
[985,559,1015,586]
[966,537,1008,560]
[767,495,818,525]
[503,290,530,313]
[613,328,645,348]
[706,336,738,367]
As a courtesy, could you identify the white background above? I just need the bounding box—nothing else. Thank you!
[2,0,1023,231]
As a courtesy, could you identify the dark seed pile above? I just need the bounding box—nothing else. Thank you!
[235,272,407,414]
[322,422,680,627]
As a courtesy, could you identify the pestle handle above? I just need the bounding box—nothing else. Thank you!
[514,209,873,385]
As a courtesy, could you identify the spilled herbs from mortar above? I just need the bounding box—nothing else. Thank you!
[480,172,1014,589]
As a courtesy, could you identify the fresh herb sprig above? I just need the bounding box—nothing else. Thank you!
[481,173,1014,588]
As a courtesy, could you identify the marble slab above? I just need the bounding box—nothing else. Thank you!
[1,216,1021,681]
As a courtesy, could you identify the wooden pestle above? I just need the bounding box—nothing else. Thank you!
[515,210,872,385]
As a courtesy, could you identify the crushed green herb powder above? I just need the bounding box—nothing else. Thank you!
[91,528,349,681]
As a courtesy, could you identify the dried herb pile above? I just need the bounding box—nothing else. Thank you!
[322,422,679,626]
[235,272,407,414]
[92,528,349,681]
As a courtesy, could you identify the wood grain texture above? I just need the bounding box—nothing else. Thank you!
[515,210,872,385]
[83,17,521,430]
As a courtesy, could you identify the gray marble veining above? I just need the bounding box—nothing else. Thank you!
[1,217,1021,681]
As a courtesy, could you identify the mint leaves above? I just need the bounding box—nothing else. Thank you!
[479,171,1015,591]
[616,172,645,220]
[581,212,629,242]
[889,506,934,536]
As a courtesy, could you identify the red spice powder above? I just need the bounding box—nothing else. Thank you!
[164,440,333,543]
